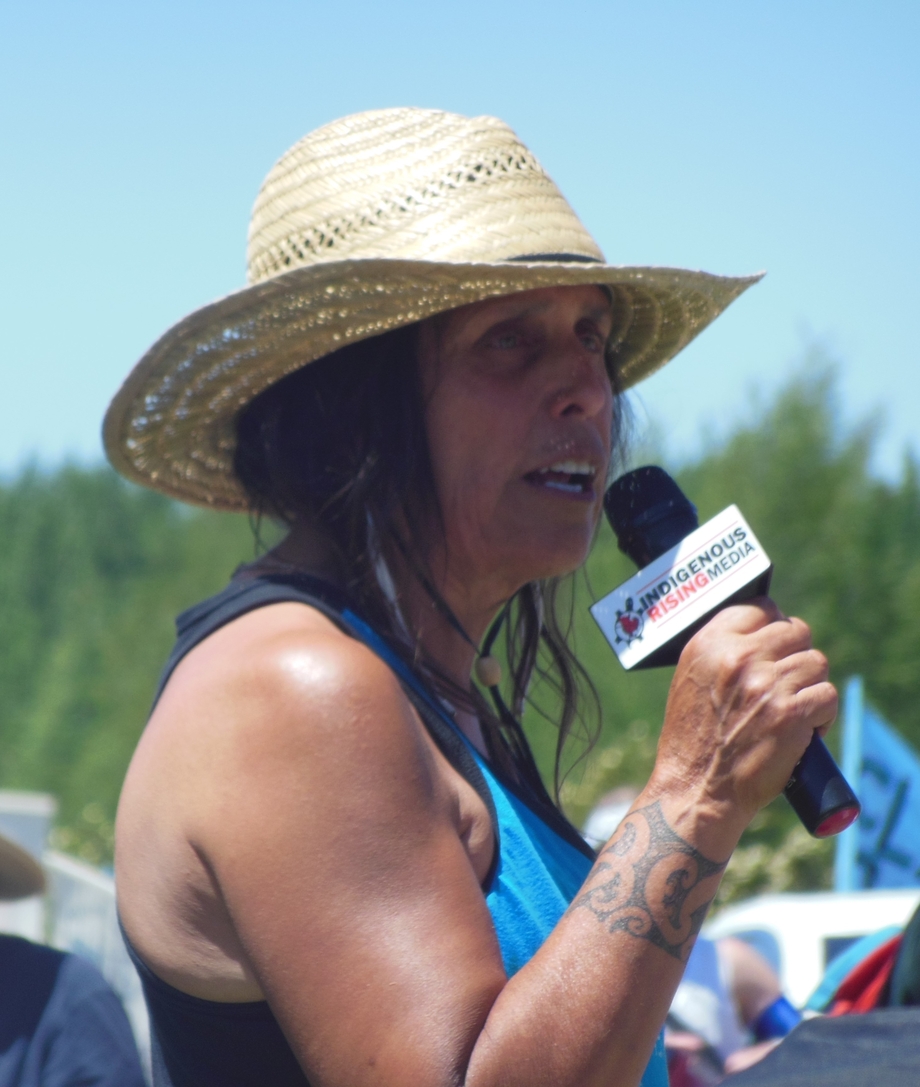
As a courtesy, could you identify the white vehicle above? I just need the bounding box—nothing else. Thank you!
[704,889,920,1007]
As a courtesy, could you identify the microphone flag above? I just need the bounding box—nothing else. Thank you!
[590,504,771,670]
[835,676,920,891]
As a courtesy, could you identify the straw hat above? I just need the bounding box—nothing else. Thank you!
[0,833,45,900]
[104,107,761,511]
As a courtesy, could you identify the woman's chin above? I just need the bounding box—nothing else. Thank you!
[450,512,599,589]
[507,538,595,584]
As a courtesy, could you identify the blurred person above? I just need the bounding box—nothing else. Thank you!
[668,936,800,1083]
[109,108,837,1087]
[0,831,145,1086]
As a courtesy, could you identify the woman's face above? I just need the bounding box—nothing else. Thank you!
[418,285,615,598]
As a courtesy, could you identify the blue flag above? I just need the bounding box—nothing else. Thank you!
[835,677,920,891]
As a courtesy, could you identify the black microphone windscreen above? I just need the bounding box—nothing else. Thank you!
[604,466,699,568]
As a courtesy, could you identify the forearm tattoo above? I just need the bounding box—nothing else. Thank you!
[572,801,727,961]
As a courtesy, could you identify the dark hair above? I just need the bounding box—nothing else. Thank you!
[233,321,629,805]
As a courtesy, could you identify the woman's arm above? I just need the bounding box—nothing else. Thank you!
[119,597,834,1087]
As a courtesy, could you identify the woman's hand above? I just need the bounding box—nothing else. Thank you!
[650,597,838,843]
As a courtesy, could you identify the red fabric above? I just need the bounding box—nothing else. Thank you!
[828,934,903,1016]
[666,1050,722,1087]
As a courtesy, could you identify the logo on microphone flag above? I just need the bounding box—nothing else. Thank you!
[590,505,772,670]
[835,677,920,891]
[613,599,645,646]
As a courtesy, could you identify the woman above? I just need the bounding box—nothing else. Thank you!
[108,108,836,1087]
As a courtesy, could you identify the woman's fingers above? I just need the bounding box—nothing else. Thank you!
[755,615,813,660]
[707,597,785,635]
[772,648,836,731]
[774,647,830,693]
[792,678,839,732]
[707,605,818,668]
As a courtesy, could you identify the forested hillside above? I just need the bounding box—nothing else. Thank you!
[0,473,255,861]
[2,366,919,901]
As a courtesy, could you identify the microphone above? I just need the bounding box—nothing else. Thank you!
[591,466,860,838]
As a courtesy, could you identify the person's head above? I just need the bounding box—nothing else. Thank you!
[104,107,759,796]
[235,283,623,600]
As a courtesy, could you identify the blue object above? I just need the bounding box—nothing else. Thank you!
[835,676,920,890]
[0,934,145,1087]
[751,995,802,1040]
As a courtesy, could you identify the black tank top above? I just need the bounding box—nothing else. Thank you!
[123,573,502,1087]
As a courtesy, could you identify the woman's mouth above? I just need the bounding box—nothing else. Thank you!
[524,460,598,499]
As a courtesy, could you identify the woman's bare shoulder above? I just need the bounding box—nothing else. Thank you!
[116,600,498,1004]
[165,597,384,695]
[140,600,433,797]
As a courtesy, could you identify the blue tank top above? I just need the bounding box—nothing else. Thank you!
[126,573,668,1087]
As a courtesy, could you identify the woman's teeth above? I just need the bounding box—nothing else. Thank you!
[529,461,596,494]
[548,460,595,475]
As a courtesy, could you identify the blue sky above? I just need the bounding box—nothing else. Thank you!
[1,1,917,477]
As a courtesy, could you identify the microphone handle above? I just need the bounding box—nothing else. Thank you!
[783,733,860,838]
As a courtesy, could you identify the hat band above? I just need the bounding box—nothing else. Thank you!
[508,253,602,264]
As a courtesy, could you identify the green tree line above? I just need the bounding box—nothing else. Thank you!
[1,364,918,902]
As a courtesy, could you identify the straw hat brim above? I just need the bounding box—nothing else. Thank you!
[0,835,45,901]
[104,257,762,512]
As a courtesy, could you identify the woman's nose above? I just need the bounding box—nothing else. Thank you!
[548,349,611,420]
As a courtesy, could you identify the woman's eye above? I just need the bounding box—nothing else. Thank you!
[493,332,520,349]
[580,330,604,352]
